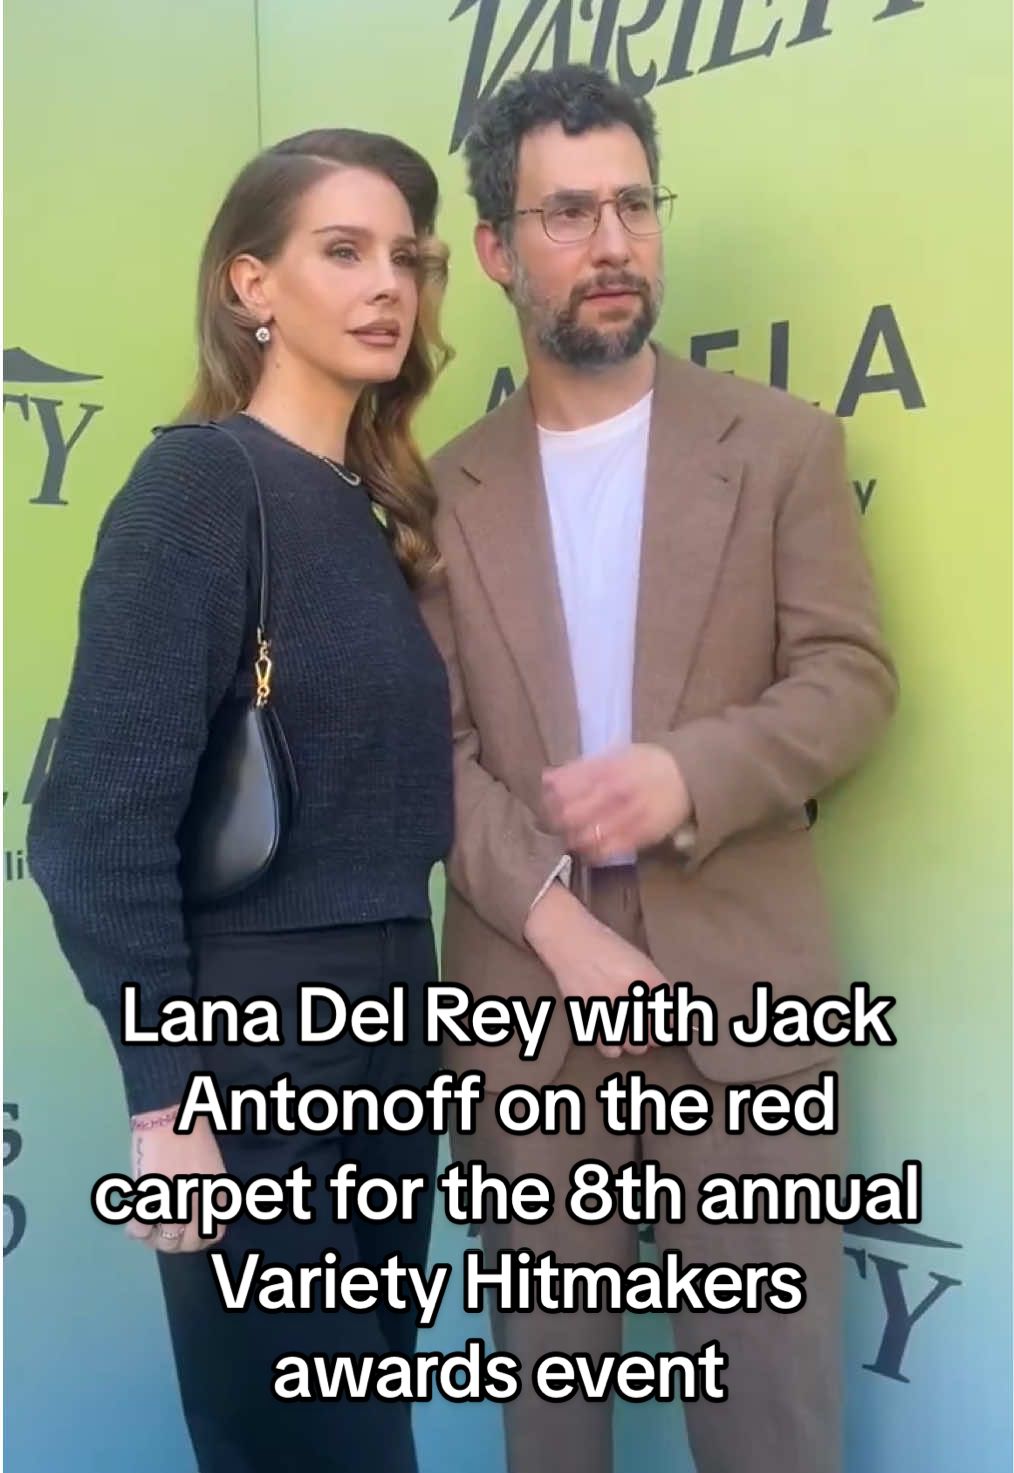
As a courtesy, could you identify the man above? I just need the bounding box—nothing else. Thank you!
[421,63,897,1473]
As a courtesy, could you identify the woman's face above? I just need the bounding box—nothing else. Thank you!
[256,166,421,387]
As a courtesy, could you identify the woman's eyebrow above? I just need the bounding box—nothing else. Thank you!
[311,223,418,248]
[312,222,371,237]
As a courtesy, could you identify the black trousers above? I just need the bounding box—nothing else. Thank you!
[157,920,440,1473]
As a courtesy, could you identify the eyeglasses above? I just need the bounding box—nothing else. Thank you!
[504,187,676,244]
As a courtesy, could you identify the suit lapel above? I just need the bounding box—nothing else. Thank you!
[632,350,743,738]
[451,386,582,769]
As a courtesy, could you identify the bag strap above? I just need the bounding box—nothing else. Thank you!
[152,419,272,704]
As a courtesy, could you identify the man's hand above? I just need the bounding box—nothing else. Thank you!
[523,883,667,1058]
[541,743,693,862]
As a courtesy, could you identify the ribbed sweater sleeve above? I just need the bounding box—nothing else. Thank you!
[27,427,249,1116]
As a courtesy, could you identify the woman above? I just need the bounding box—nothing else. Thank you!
[28,128,454,1473]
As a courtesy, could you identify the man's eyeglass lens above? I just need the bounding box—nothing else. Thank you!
[540,190,675,242]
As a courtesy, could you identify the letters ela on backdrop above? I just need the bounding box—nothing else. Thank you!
[450,0,926,151]
[489,304,926,419]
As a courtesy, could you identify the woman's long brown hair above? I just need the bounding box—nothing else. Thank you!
[180,128,451,585]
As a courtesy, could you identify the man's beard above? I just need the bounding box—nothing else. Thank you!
[511,262,662,370]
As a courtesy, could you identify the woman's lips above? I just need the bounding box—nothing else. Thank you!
[351,328,401,346]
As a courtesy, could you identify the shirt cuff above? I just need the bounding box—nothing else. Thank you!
[528,854,573,912]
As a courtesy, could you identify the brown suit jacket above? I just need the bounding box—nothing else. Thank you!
[419,346,898,1090]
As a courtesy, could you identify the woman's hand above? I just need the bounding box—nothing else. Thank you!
[126,1107,228,1254]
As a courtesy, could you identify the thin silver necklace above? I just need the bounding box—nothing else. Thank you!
[240,410,362,485]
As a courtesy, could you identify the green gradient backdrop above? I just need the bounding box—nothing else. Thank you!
[4,3,1011,1471]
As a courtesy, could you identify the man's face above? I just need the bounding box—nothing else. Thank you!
[501,121,664,370]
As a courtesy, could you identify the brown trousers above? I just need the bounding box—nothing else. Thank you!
[454,866,844,1473]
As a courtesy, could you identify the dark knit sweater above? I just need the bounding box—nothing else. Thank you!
[27,414,453,1115]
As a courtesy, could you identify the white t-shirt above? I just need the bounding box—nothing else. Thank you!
[538,389,652,867]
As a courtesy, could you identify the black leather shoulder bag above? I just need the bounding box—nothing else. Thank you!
[157,420,299,905]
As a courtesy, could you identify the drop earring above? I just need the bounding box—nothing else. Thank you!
[254,324,271,345]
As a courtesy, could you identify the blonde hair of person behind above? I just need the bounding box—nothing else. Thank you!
[180,128,452,585]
